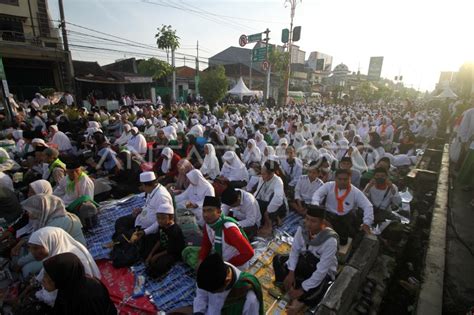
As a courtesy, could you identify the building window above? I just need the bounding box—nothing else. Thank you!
[37,0,51,37]
[0,14,25,42]
[0,0,19,6]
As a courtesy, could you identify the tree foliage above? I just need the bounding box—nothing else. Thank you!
[155,25,180,62]
[200,65,228,105]
[268,49,290,103]
[137,58,172,81]
[457,62,474,100]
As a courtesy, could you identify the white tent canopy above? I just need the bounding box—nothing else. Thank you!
[436,86,458,99]
[227,77,255,97]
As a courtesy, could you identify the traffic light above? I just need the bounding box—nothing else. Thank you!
[281,28,289,43]
[399,75,403,81]
[292,26,302,42]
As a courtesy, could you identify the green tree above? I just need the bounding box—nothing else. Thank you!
[137,58,172,81]
[268,49,290,104]
[200,65,228,105]
[155,25,180,63]
[457,62,474,100]
[355,82,374,102]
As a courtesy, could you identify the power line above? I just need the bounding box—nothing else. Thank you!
[142,0,258,32]
[178,0,283,24]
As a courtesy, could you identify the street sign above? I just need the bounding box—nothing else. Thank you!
[0,58,6,80]
[239,34,248,47]
[262,60,270,71]
[252,46,273,62]
[247,33,262,43]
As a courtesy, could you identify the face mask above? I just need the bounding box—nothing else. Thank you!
[248,168,257,177]
[375,178,386,185]
[42,113,48,120]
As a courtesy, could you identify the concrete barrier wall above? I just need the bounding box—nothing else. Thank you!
[416,144,449,315]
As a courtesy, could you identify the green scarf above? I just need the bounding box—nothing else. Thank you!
[222,271,264,315]
[209,213,247,256]
[66,171,86,194]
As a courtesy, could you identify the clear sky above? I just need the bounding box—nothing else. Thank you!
[48,0,474,92]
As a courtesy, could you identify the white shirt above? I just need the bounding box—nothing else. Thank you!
[294,175,323,204]
[286,226,338,291]
[254,175,285,214]
[127,134,147,155]
[312,181,374,225]
[51,131,73,152]
[235,126,248,140]
[53,174,95,207]
[136,184,173,235]
[222,189,262,228]
[365,184,401,211]
[65,94,74,106]
[280,158,303,187]
[193,263,260,315]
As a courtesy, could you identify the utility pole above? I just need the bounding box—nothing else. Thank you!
[196,40,200,97]
[264,28,271,102]
[172,48,176,103]
[58,0,74,92]
[284,0,300,105]
[249,50,253,90]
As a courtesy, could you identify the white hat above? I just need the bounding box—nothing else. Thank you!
[156,203,174,215]
[139,171,156,183]
[131,127,139,134]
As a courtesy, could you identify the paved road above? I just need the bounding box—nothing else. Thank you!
[444,185,474,314]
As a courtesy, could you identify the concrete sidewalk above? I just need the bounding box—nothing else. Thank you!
[444,185,474,314]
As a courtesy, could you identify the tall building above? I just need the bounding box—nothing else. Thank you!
[306,51,333,72]
[290,44,305,65]
[0,0,70,100]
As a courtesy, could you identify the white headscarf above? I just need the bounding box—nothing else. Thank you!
[161,147,173,173]
[221,151,249,182]
[29,180,53,195]
[200,144,220,179]
[261,146,276,165]
[22,194,67,230]
[28,226,100,279]
[255,132,267,152]
[184,169,215,207]
[243,139,262,164]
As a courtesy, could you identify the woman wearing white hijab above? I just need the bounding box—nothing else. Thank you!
[49,125,73,154]
[242,139,262,166]
[293,133,306,150]
[261,146,276,166]
[115,123,132,146]
[29,179,53,196]
[220,151,249,186]
[302,124,313,140]
[200,144,220,180]
[14,194,86,278]
[297,139,320,163]
[275,138,288,158]
[254,132,267,153]
[175,169,215,226]
[28,226,100,306]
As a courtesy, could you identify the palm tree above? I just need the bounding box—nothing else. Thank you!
[155,25,180,103]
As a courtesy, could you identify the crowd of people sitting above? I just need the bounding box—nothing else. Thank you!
[0,95,442,314]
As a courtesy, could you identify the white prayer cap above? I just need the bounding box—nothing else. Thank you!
[191,118,199,126]
[140,171,156,183]
[49,125,59,132]
[156,203,174,215]
[269,124,276,129]
[131,127,139,134]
